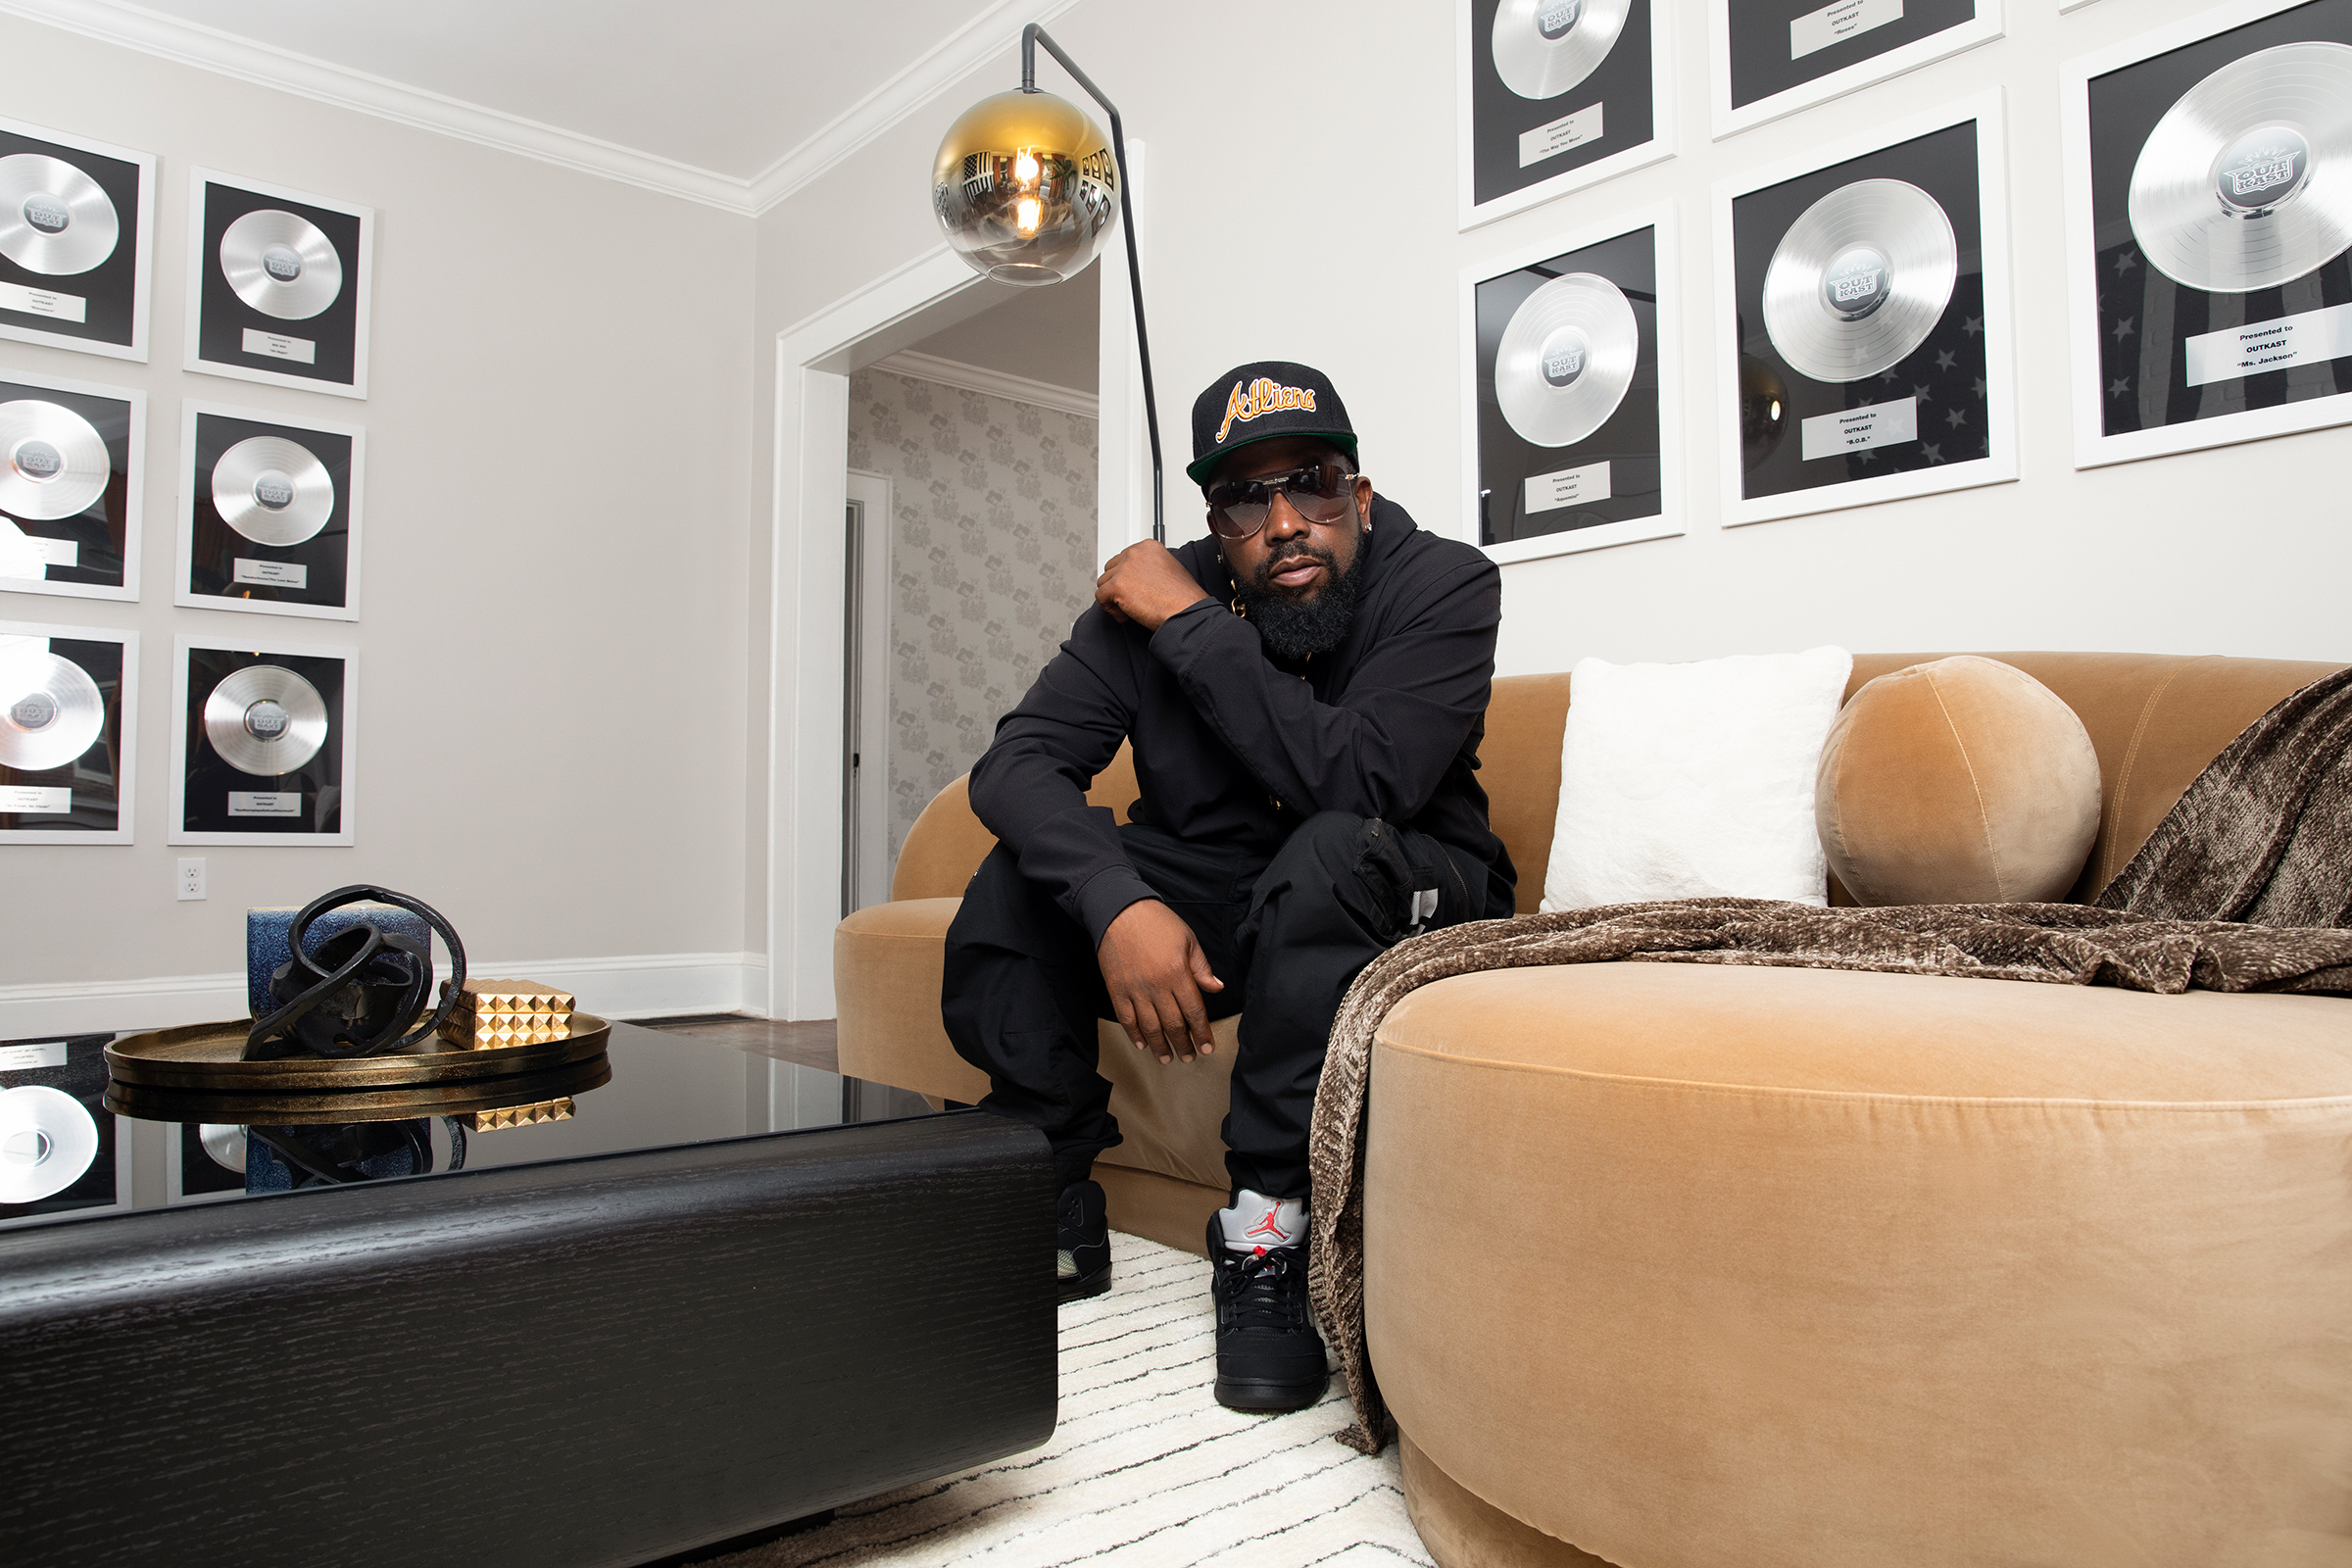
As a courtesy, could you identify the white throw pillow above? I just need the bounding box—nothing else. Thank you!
[1541,646,1854,911]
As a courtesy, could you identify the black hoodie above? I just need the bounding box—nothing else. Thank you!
[965,495,1513,945]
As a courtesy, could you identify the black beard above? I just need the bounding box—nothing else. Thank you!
[1234,541,1363,662]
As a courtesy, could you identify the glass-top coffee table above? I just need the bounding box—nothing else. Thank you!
[0,1018,1051,1568]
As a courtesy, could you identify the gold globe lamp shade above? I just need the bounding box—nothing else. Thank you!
[933,88,1120,286]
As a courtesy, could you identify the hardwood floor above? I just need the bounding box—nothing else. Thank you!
[641,1015,839,1075]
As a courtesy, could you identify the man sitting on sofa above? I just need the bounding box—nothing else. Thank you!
[943,361,1514,1413]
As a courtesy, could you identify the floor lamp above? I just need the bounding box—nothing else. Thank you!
[930,24,1166,543]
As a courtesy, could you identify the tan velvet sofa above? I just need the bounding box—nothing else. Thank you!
[834,652,2352,1568]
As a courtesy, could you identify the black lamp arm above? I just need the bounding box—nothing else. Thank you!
[1022,23,1165,544]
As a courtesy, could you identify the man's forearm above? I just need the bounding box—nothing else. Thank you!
[1147,597,1493,822]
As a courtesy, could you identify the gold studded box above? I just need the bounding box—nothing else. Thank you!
[438,978,576,1050]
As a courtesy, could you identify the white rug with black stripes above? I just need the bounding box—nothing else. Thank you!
[711,1231,1433,1568]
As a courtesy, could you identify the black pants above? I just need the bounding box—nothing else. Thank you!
[942,811,1505,1200]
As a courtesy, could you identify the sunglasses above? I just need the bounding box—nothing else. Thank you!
[1202,462,1359,539]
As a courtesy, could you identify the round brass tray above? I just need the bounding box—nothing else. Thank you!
[103,1054,612,1125]
[104,1012,612,1091]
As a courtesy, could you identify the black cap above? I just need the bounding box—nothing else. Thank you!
[1187,361,1357,485]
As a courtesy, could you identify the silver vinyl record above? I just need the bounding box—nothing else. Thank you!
[2127,41,2352,294]
[0,399,109,520]
[0,153,120,276]
[0,644,104,771]
[199,1123,248,1174]
[1491,0,1629,100]
[212,435,334,547]
[220,208,343,320]
[1494,272,1639,447]
[1762,178,1958,383]
[0,1085,100,1204]
[203,663,328,776]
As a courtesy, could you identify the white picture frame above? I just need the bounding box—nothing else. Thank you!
[1458,0,1679,230]
[1458,201,1688,564]
[0,115,155,363]
[1710,87,2019,528]
[183,168,373,400]
[0,619,137,845]
[0,367,146,605]
[173,400,366,622]
[2058,0,2352,467]
[1707,0,2005,141]
[169,633,357,847]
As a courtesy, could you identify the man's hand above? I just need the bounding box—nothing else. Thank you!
[1096,540,1212,631]
[1098,899,1224,1063]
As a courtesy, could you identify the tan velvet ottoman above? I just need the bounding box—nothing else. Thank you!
[1365,961,2352,1568]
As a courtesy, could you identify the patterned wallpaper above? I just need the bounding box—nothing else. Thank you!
[846,368,1099,873]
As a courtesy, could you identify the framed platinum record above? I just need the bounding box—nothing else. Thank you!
[0,116,154,362]
[2061,0,2352,466]
[170,634,355,846]
[0,620,136,844]
[1712,90,2017,526]
[1458,0,1674,228]
[0,368,145,604]
[175,401,364,621]
[184,169,372,399]
[0,1034,134,1230]
[1707,0,2002,140]
[1460,204,1684,563]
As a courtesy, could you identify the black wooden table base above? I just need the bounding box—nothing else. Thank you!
[0,1111,1056,1567]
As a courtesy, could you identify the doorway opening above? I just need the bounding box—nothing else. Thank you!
[836,262,1102,915]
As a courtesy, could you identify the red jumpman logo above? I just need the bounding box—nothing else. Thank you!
[1244,1205,1290,1244]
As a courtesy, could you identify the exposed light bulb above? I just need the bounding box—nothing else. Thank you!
[1015,195,1043,235]
[1014,150,1040,185]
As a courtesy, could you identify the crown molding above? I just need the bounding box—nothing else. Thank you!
[0,0,756,210]
[742,0,1086,216]
[871,349,1098,420]
[0,0,1088,219]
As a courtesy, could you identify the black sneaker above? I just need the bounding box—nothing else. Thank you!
[1206,1218,1329,1411]
[1056,1180,1111,1301]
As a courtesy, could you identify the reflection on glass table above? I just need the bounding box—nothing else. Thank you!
[3,1020,913,1221]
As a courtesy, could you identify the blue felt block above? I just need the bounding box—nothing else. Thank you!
[246,904,433,1019]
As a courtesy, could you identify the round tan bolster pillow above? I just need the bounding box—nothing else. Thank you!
[1817,656,2102,906]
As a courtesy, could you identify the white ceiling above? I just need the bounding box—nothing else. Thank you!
[4,0,1082,211]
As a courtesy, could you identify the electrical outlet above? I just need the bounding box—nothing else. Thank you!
[177,858,206,901]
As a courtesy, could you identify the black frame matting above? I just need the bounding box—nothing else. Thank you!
[0,633,125,839]
[182,411,356,615]
[2087,0,2352,439]
[1731,120,1989,501]
[1468,0,1658,213]
[190,176,368,394]
[177,643,347,839]
[0,1035,122,1228]
[1475,224,1663,543]
[0,376,134,594]
[176,1123,246,1199]
[1728,0,1980,111]
[0,122,147,358]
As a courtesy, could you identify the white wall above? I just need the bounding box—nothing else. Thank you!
[747,0,2352,704]
[14,0,2341,1029]
[0,20,758,1030]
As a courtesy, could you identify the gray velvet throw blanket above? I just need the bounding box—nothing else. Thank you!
[1306,665,2352,1455]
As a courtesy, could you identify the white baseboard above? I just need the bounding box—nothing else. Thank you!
[0,951,769,1040]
